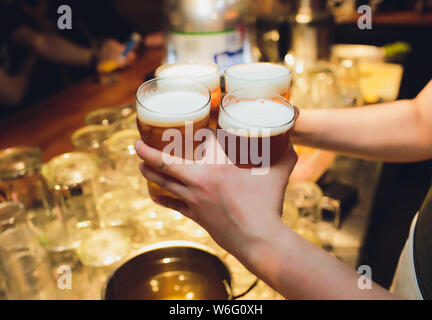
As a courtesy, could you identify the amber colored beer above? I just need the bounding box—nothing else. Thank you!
[217,90,296,168]
[156,61,221,129]
[136,78,211,202]
[225,63,292,101]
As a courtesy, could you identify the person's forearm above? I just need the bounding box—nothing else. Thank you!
[0,58,36,107]
[242,222,398,300]
[293,83,432,162]
[32,34,93,67]
[13,27,93,67]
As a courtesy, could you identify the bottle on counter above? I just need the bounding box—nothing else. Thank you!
[164,0,254,73]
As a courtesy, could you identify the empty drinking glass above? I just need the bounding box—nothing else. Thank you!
[75,228,132,297]
[104,129,144,189]
[0,147,52,213]
[71,125,115,163]
[333,57,363,107]
[285,182,341,251]
[98,129,150,227]
[0,202,57,299]
[85,108,124,132]
[42,152,100,241]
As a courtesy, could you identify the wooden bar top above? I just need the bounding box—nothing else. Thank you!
[0,48,163,163]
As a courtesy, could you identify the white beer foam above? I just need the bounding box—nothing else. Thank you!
[218,99,295,137]
[137,91,210,127]
[156,63,220,92]
[225,63,291,95]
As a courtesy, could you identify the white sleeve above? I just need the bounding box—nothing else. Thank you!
[390,214,423,300]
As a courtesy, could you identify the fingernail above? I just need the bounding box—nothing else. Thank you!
[135,140,143,151]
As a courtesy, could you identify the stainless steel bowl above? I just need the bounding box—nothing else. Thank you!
[104,241,232,300]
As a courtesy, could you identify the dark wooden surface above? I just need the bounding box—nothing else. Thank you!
[343,11,432,26]
[0,49,163,163]
[371,11,432,26]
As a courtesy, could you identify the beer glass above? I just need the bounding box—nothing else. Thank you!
[0,147,51,210]
[117,104,138,129]
[104,129,143,188]
[136,78,211,203]
[75,227,132,298]
[333,57,363,107]
[156,61,221,128]
[42,152,100,237]
[120,111,138,129]
[218,89,296,168]
[284,182,341,251]
[71,125,114,163]
[225,63,292,100]
[0,202,56,300]
[101,129,152,226]
[85,108,124,131]
[118,104,135,118]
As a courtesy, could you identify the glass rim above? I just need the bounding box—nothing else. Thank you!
[0,146,42,179]
[220,89,297,130]
[85,108,123,126]
[104,129,140,154]
[71,126,113,148]
[43,152,98,186]
[155,60,220,82]
[72,125,113,137]
[0,202,26,227]
[135,77,211,117]
[225,62,291,82]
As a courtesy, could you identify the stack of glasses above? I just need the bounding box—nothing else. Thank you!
[0,61,341,300]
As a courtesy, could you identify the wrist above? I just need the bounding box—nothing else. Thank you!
[291,108,313,145]
[238,220,291,275]
[291,106,302,142]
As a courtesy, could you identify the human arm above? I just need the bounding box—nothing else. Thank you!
[0,56,36,107]
[11,26,136,68]
[292,80,432,163]
[134,136,399,300]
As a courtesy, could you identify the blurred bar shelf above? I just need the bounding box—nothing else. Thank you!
[341,12,432,26]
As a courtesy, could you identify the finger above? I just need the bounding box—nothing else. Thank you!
[272,142,298,177]
[155,196,190,216]
[135,140,199,185]
[200,132,234,166]
[139,162,190,200]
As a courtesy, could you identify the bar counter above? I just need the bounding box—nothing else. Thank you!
[0,47,380,267]
[0,48,163,163]
[0,48,382,298]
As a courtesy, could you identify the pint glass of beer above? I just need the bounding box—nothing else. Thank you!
[136,78,211,202]
[225,63,292,101]
[218,89,296,169]
[155,61,221,128]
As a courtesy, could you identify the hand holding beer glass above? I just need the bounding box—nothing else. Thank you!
[155,61,221,128]
[136,78,211,203]
[218,89,296,170]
